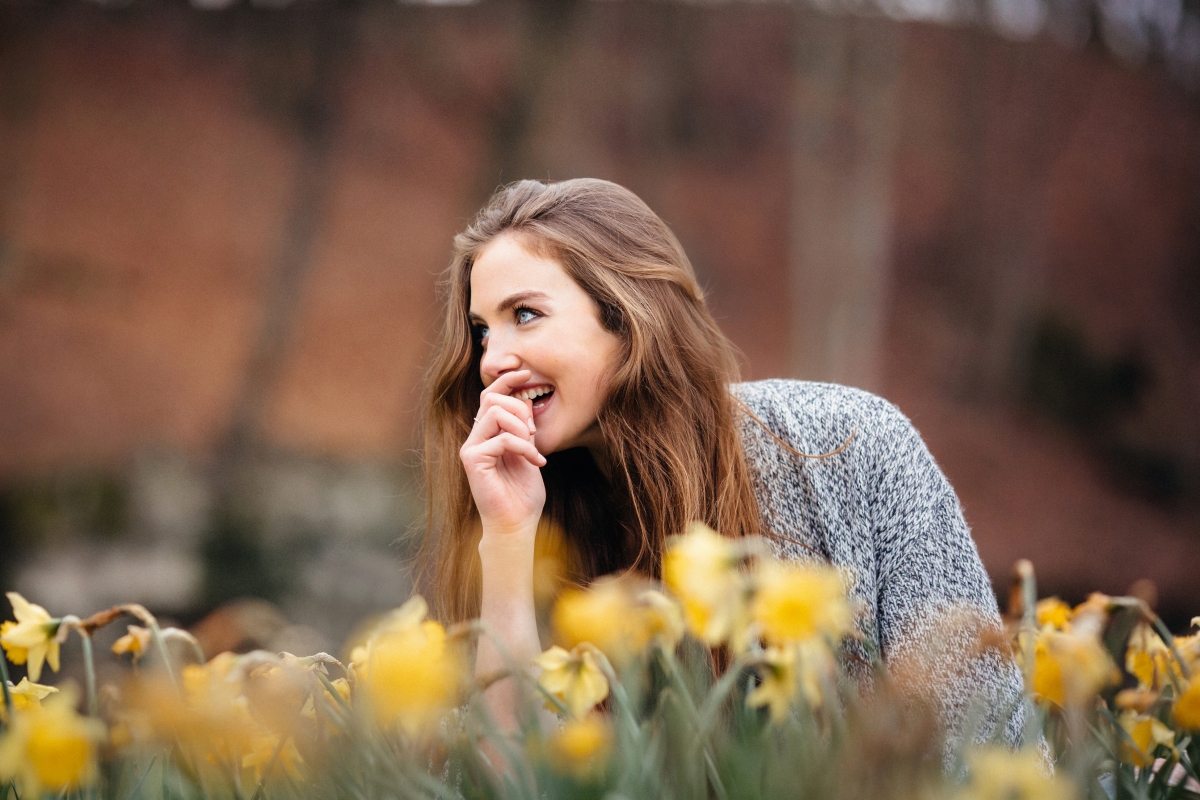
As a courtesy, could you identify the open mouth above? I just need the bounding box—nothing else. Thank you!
[514,384,555,412]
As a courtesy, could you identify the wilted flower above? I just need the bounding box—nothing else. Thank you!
[1,592,62,682]
[957,747,1074,800]
[0,686,107,798]
[111,625,152,662]
[751,560,855,647]
[546,714,613,779]
[1118,710,1176,767]
[1032,629,1118,708]
[662,523,747,648]
[362,598,464,737]
[534,645,609,719]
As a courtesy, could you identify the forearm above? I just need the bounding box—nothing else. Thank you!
[476,525,542,733]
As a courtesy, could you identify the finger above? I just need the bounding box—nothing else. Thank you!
[481,369,531,400]
[470,432,546,467]
[474,406,533,442]
[478,393,536,432]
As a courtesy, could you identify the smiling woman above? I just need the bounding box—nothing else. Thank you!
[416,178,1027,753]
[467,235,622,457]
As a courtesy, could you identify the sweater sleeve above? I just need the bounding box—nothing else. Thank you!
[866,402,1029,757]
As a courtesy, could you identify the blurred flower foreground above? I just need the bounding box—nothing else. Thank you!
[2,524,1200,800]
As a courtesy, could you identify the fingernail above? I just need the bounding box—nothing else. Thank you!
[527,420,536,433]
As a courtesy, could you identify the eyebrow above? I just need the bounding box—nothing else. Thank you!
[468,290,550,321]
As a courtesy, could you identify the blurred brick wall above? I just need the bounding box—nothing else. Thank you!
[1,2,1198,617]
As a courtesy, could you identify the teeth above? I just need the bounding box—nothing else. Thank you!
[516,385,553,401]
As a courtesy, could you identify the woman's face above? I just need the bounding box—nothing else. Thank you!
[469,233,623,456]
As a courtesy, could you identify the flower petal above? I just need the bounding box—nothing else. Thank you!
[5,592,49,625]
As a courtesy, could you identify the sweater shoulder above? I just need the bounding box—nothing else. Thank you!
[730,379,912,459]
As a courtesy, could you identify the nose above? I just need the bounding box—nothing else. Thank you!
[478,327,522,385]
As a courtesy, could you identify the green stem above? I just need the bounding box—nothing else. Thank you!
[80,633,98,717]
[1147,610,1193,682]
[123,755,157,800]
[1019,562,1038,690]
[314,671,353,715]
[0,649,13,718]
[148,623,178,693]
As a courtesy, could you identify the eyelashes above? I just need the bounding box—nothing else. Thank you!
[514,306,541,325]
[470,305,543,347]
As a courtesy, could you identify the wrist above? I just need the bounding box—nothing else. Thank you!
[478,517,539,554]
[478,520,538,598]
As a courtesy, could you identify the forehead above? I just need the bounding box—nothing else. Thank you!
[468,235,577,311]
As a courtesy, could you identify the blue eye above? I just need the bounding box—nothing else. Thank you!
[515,307,539,325]
[473,324,489,345]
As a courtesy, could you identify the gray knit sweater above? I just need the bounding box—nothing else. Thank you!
[732,379,1027,755]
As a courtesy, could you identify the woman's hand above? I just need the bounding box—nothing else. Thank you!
[464,371,547,736]
[459,369,547,539]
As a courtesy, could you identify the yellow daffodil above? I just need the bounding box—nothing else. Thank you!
[365,607,463,737]
[747,641,836,724]
[635,588,685,651]
[1,592,62,682]
[0,686,107,798]
[957,747,1074,800]
[662,523,746,647]
[10,677,58,708]
[751,560,854,647]
[747,646,797,724]
[546,714,613,779]
[131,651,265,769]
[0,678,59,723]
[553,580,636,660]
[552,580,685,663]
[111,625,152,661]
[241,731,303,782]
[1118,710,1176,767]
[1032,629,1118,708]
[534,645,609,719]
[1035,597,1072,631]
[1125,623,1179,692]
[347,595,434,683]
[1173,679,1200,731]
[1174,628,1200,674]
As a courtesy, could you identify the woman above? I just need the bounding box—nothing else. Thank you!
[418,178,1026,754]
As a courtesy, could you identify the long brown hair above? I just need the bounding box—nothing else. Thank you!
[417,179,762,623]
